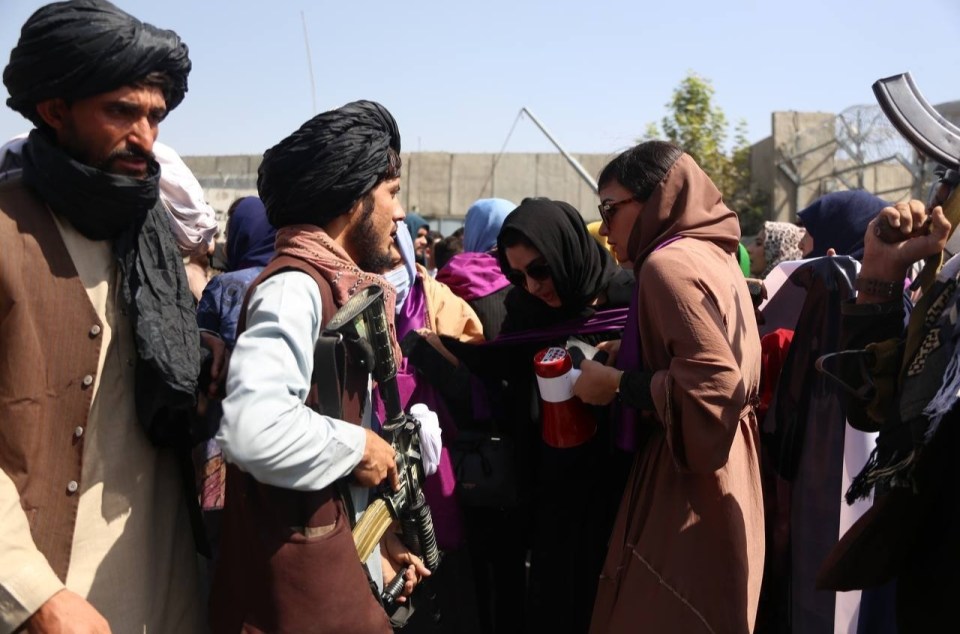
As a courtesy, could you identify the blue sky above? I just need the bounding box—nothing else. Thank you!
[1,0,957,157]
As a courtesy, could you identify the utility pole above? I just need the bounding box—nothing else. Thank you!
[521,107,598,193]
[301,11,317,115]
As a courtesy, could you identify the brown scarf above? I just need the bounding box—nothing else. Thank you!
[274,224,402,362]
[626,153,742,270]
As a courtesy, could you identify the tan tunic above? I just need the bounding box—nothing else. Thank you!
[418,263,484,343]
[591,238,764,634]
[0,213,203,633]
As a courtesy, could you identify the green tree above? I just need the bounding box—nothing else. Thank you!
[726,119,767,236]
[645,72,766,235]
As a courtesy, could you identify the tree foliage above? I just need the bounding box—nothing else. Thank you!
[644,72,766,235]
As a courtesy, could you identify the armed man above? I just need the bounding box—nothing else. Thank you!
[209,100,430,633]
[0,1,205,632]
[820,74,960,631]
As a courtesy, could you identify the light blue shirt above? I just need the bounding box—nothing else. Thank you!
[218,269,382,586]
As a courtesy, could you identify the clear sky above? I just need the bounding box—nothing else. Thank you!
[1,0,957,157]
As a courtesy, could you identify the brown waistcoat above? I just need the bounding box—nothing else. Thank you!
[209,256,391,634]
[0,175,103,582]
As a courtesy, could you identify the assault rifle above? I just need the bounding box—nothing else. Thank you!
[323,285,442,622]
[872,73,960,272]
[873,72,960,171]
[817,75,960,412]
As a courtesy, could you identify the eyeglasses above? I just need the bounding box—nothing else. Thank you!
[506,260,552,288]
[598,195,636,226]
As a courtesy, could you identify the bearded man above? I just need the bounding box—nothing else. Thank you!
[210,100,429,633]
[0,1,205,632]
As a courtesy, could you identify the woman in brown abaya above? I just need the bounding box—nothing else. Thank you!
[573,141,764,633]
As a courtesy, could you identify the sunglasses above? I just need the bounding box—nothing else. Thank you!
[598,195,636,226]
[506,259,552,288]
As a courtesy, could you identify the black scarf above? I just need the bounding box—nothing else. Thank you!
[21,129,199,446]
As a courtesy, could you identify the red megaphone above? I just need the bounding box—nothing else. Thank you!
[533,347,597,448]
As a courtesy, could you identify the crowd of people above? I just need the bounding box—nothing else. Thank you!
[1,1,958,633]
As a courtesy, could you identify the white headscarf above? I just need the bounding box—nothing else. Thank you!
[153,141,218,256]
[761,221,805,278]
[0,133,27,172]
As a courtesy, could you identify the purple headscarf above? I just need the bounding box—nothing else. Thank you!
[435,252,511,302]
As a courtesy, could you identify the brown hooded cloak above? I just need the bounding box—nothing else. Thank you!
[591,154,764,633]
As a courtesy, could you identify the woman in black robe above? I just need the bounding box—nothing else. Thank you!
[496,197,634,333]
[443,198,633,634]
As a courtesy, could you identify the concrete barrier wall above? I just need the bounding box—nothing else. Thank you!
[184,131,922,238]
[761,110,925,222]
[183,152,614,233]
[184,101,959,231]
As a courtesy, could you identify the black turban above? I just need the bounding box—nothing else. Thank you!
[258,100,401,228]
[4,0,191,125]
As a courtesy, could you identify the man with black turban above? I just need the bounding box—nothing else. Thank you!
[0,1,205,632]
[210,100,429,633]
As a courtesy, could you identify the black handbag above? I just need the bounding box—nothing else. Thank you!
[401,330,520,508]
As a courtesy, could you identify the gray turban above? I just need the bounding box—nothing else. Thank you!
[258,100,401,228]
[4,0,191,125]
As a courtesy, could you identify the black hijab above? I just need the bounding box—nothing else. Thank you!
[496,198,629,330]
[4,0,191,126]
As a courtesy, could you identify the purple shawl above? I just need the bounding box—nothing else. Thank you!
[435,252,510,302]
[374,275,464,550]
[487,306,629,346]
[613,290,643,451]
[614,236,683,451]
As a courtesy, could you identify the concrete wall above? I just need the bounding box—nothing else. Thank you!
[187,99,957,232]
[402,152,613,221]
[750,103,956,222]
[826,160,914,202]
[769,111,837,222]
[183,152,614,232]
[749,136,775,205]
